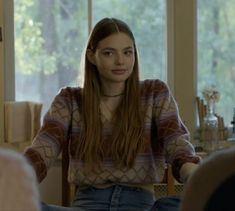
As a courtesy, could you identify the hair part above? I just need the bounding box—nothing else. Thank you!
[76,17,144,170]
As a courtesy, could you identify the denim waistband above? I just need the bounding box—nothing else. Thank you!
[79,183,154,194]
[73,184,155,211]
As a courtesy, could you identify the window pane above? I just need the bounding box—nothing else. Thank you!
[14,0,166,115]
[93,0,167,81]
[197,0,235,126]
[14,0,88,114]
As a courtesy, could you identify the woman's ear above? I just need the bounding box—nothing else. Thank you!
[86,49,96,65]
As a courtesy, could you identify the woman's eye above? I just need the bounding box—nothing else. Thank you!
[103,51,113,56]
[125,50,133,56]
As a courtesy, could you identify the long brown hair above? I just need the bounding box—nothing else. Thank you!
[77,17,144,170]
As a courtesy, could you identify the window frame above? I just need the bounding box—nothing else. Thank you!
[0,0,4,142]
[167,0,197,137]
[0,0,197,145]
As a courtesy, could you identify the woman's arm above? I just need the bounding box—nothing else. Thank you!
[24,87,73,182]
[154,81,201,182]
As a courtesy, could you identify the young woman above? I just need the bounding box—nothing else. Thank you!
[24,17,201,211]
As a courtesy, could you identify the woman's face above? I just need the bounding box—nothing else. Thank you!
[88,32,135,86]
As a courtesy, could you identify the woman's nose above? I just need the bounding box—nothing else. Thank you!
[115,53,124,65]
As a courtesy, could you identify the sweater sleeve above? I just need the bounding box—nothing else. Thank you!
[24,87,72,182]
[153,80,201,182]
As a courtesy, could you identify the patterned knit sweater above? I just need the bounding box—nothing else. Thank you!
[24,79,200,188]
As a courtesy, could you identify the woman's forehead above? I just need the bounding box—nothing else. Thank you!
[97,32,134,50]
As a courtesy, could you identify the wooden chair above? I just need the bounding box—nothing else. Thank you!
[61,141,72,206]
[163,164,176,195]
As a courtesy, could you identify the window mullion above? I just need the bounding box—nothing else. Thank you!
[4,0,15,101]
[166,0,175,94]
[168,0,197,138]
[0,0,4,143]
[88,0,92,34]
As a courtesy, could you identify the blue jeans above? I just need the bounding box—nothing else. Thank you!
[41,185,155,211]
[150,196,180,211]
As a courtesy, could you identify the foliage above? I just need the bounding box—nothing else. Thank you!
[14,0,235,125]
[15,0,166,113]
[15,0,56,75]
[15,0,166,79]
[198,0,235,125]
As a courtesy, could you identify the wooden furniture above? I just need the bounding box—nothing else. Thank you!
[163,164,176,195]
[61,141,71,206]
[2,101,42,151]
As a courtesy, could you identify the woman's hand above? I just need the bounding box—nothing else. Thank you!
[180,162,199,183]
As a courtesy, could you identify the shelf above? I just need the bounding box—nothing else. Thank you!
[0,141,32,152]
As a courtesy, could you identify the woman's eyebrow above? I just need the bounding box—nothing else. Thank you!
[100,47,115,51]
[123,46,134,50]
[100,46,134,51]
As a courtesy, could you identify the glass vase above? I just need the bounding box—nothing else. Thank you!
[201,100,218,152]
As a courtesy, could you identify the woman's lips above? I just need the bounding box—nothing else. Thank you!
[111,69,126,74]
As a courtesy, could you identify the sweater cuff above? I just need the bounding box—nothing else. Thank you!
[24,148,47,183]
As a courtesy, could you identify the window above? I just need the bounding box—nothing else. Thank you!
[1,0,197,141]
[14,0,166,115]
[14,0,88,115]
[197,0,235,127]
